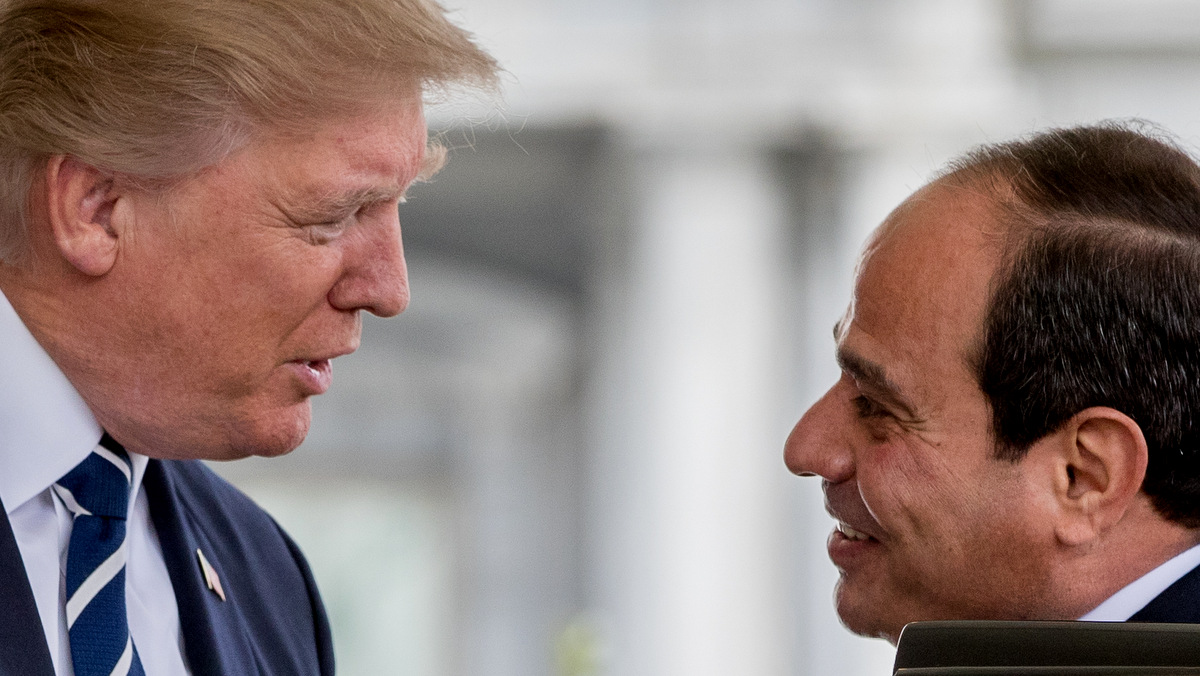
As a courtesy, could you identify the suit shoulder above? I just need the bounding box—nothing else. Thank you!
[147,459,315,583]
[144,459,335,675]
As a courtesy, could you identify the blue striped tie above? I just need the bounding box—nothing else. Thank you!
[52,434,145,676]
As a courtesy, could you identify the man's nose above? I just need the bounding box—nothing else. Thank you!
[329,211,410,317]
[784,382,855,482]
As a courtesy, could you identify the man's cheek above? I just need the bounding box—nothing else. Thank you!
[857,440,933,526]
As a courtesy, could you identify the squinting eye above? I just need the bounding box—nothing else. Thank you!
[852,395,888,419]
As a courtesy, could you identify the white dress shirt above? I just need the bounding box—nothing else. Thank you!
[1079,541,1200,621]
[0,290,191,676]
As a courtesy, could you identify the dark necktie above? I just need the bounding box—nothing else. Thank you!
[52,434,146,676]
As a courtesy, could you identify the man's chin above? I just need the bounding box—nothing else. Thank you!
[200,403,313,461]
[243,408,312,459]
[835,579,904,644]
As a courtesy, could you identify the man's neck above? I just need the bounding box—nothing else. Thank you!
[1058,499,1200,620]
[1079,541,1200,621]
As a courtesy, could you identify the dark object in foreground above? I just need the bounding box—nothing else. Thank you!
[893,621,1200,675]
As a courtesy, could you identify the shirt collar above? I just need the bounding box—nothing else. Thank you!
[0,289,103,514]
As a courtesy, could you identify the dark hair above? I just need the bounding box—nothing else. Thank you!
[949,122,1200,527]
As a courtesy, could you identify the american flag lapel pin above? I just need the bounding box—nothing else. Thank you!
[196,548,227,602]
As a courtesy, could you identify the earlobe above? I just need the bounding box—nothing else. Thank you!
[1052,408,1148,547]
[43,155,121,276]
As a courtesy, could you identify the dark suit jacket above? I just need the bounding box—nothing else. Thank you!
[0,459,335,676]
[1129,560,1200,623]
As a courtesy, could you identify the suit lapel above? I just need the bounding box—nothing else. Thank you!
[1129,560,1200,623]
[143,459,259,676]
[0,497,55,676]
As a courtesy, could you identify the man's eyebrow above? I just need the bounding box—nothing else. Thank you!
[835,347,919,419]
[299,144,444,217]
[299,186,408,217]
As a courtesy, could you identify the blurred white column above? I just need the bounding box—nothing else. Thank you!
[588,143,792,676]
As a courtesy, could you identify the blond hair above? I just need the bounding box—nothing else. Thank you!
[0,0,499,261]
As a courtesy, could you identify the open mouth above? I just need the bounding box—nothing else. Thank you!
[836,522,875,542]
[287,358,333,394]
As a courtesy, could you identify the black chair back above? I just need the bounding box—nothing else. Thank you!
[893,621,1200,675]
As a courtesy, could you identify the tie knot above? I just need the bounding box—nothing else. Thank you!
[54,434,133,519]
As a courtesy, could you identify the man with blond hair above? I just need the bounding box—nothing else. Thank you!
[787,123,1200,644]
[0,1,497,674]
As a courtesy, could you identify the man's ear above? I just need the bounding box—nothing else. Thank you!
[1049,407,1148,547]
[43,155,122,276]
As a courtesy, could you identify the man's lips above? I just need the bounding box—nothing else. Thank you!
[286,358,333,395]
[286,339,359,395]
[295,342,358,363]
[822,484,884,570]
[827,517,883,569]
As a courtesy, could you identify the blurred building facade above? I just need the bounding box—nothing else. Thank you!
[214,1,1200,674]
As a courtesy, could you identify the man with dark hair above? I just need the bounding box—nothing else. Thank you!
[786,122,1200,644]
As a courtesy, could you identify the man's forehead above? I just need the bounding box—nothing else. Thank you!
[843,180,1006,384]
[880,179,1004,243]
[253,102,431,195]
[859,181,1005,295]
